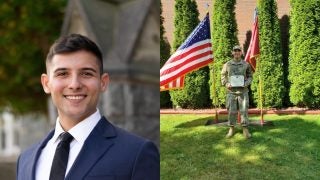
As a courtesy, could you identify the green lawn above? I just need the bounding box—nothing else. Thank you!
[160,114,320,180]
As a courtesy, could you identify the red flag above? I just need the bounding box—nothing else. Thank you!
[160,14,213,91]
[245,9,259,72]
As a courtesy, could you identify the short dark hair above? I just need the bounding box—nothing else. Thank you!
[46,34,103,74]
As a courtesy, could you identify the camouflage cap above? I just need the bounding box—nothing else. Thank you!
[232,45,242,51]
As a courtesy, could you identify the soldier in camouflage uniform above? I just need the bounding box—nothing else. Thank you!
[221,45,253,139]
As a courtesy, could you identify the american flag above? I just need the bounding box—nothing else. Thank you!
[160,14,213,91]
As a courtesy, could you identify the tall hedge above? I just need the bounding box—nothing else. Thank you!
[250,0,284,108]
[289,0,320,108]
[160,1,172,108]
[169,0,210,108]
[210,0,239,107]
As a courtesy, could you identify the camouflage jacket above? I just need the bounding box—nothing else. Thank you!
[221,59,253,94]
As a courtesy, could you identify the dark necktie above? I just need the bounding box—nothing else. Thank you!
[49,132,74,180]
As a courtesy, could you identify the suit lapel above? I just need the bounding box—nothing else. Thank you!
[65,117,116,179]
[26,130,54,180]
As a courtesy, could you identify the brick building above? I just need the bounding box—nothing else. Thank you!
[162,0,290,48]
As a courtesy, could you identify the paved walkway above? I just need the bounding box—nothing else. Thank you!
[160,108,320,115]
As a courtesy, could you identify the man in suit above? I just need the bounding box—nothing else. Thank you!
[16,34,159,180]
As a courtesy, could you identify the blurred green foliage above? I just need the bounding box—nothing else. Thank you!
[0,0,67,113]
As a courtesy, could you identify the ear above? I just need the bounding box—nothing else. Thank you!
[100,73,109,92]
[41,73,51,94]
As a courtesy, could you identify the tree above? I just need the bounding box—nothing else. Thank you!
[250,0,284,108]
[160,1,172,108]
[169,0,210,108]
[289,0,320,108]
[210,0,239,107]
[0,1,67,113]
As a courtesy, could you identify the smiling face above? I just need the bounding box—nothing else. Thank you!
[232,49,242,61]
[41,50,109,129]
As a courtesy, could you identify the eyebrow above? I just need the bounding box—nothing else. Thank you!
[53,68,68,73]
[81,68,97,73]
[53,67,98,73]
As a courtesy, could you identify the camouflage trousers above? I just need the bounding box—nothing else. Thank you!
[226,92,249,127]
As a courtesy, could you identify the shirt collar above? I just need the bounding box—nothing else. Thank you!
[52,120,65,143]
[231,59,243,64]
[52,109,101,144]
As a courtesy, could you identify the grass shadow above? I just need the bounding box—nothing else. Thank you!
[175,117,212,128]
[175,115,228,128]
[161,115,320,179]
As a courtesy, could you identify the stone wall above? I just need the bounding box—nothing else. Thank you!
[62,0,160,146]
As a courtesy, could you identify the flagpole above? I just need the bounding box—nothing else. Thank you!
[212,63,219,123]
[257,56,264,125]
[205,4,219,123]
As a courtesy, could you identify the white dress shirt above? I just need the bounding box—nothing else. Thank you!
[35,109,101,180]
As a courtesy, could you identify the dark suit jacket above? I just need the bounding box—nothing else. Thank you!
[17,117,159,180]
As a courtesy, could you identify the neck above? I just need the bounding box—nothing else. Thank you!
[57,109,98,131]
[58,113,92,131]
[58,117,83,131]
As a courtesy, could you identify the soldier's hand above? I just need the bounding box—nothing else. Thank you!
[244,81,250,87]
[226,83,232,90]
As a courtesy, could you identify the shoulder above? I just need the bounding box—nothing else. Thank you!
[18,143,38,164]
[19,130,53,162]
[115,126,159,161]
[222,60,232,68]
[20,142,39,156]
[225,60,233,65]
[115,126,146,144]
[17,131,52,177]
[17,143,36,171]
[99,116,158,152]
[241,60,250,65]
[95,117,159,177]
[103,117,159,160]
[241,60,252,69]
[113,125,157,151]
[112,127,159,179]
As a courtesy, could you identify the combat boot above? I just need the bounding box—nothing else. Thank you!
[242,127,251,139]
[226,127,235,138]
